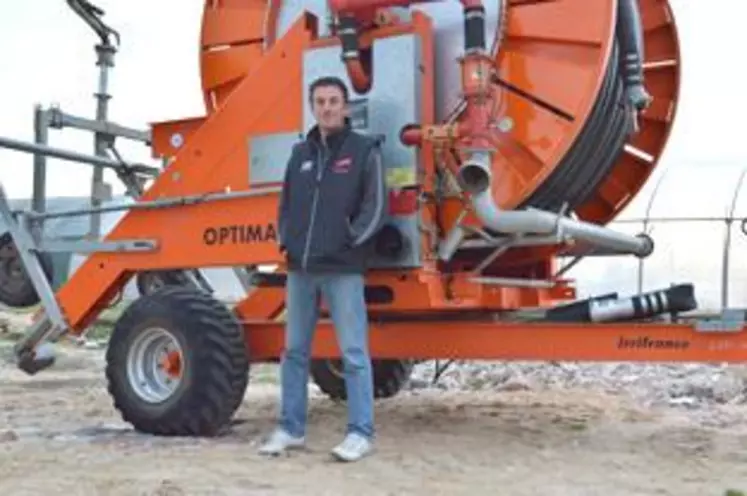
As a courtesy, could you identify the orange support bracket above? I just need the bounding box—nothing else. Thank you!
[150,116,207,159]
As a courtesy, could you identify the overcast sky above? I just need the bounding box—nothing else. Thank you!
[0,0,204,200]
[0,0,743,203]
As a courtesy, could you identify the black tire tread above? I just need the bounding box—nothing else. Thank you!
[105,286,249,437]
[135,270,191,296]
[311,358,414,400]
[0,232,55,309]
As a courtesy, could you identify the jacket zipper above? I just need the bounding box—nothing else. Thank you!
[302,144,326,270]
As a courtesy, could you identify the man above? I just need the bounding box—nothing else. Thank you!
[258,76,388,462]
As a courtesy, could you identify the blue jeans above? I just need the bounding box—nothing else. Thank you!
[279,270,375,439]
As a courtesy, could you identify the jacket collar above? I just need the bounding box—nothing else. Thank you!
[306,118,352,152]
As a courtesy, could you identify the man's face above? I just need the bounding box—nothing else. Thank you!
[311,85,348,131]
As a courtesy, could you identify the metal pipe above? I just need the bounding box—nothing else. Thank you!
[455,148,653,257]
[32,106,49,215]
[470,189,653,257]
[480,193,650,256]
[544,284,697,323]
[39,238,156,254]
[49,108,150,144]
[90,42,117,239]
[24,186,282,222]
[0,135,160,176]
[437,223,467,261]
[469,276,555,289]
[456,150,492,194]
[721,169,747,310]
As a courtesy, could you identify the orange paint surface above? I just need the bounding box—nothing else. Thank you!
[44,1,697,367]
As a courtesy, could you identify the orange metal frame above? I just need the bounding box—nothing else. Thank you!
[45,1,747,366]
[245,319,747,363]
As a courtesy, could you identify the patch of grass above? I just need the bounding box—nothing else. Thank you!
[0,341,15,364]
[567,420,588,431]
[0,303,40,315]
[725,490,746,496]
[96,302,128,323]
[0,329,24,342]
[0,301,128,344]
[251,363,279,384]
[75,302,129,342]
[85,322,115,341]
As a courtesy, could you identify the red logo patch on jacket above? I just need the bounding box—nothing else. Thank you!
[332,156,352,173]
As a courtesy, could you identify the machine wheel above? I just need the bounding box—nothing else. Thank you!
[105,286,249,436]
[135,269,191,296]
[311,358,414,400]
[0,232,54,309]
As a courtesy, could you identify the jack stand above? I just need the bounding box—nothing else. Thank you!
[0,187,68,374]
[14,323,58,375]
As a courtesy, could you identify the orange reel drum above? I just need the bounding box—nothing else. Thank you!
[197,0,680,278]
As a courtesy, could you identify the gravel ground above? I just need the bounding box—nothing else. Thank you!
[2,310,747,495]
[409,360,747,426]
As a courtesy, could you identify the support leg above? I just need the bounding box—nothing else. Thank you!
[0,185,66,374]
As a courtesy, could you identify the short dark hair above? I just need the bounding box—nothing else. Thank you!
[309,76,349,103]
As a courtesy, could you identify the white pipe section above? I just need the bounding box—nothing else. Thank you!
[458,152,654,258]
[438,224,467,261]
[470,190,653,257]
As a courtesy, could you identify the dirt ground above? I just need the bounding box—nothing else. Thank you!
[2,341,747,496]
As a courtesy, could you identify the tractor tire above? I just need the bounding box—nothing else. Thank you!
[310,358,414,400]
[135,269,191,296]
[105,286,249,437]
[0,232,54,309]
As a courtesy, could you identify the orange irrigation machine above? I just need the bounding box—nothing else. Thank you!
[0,0,739,436]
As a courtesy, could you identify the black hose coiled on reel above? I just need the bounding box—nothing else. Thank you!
[518,0,648,214]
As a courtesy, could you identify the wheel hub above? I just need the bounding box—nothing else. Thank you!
[126,327,185,403]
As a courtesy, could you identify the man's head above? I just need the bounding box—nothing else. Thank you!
[309,76,349,135]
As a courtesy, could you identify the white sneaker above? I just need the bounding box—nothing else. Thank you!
[258,428,305,456]
[331,433,373,462]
